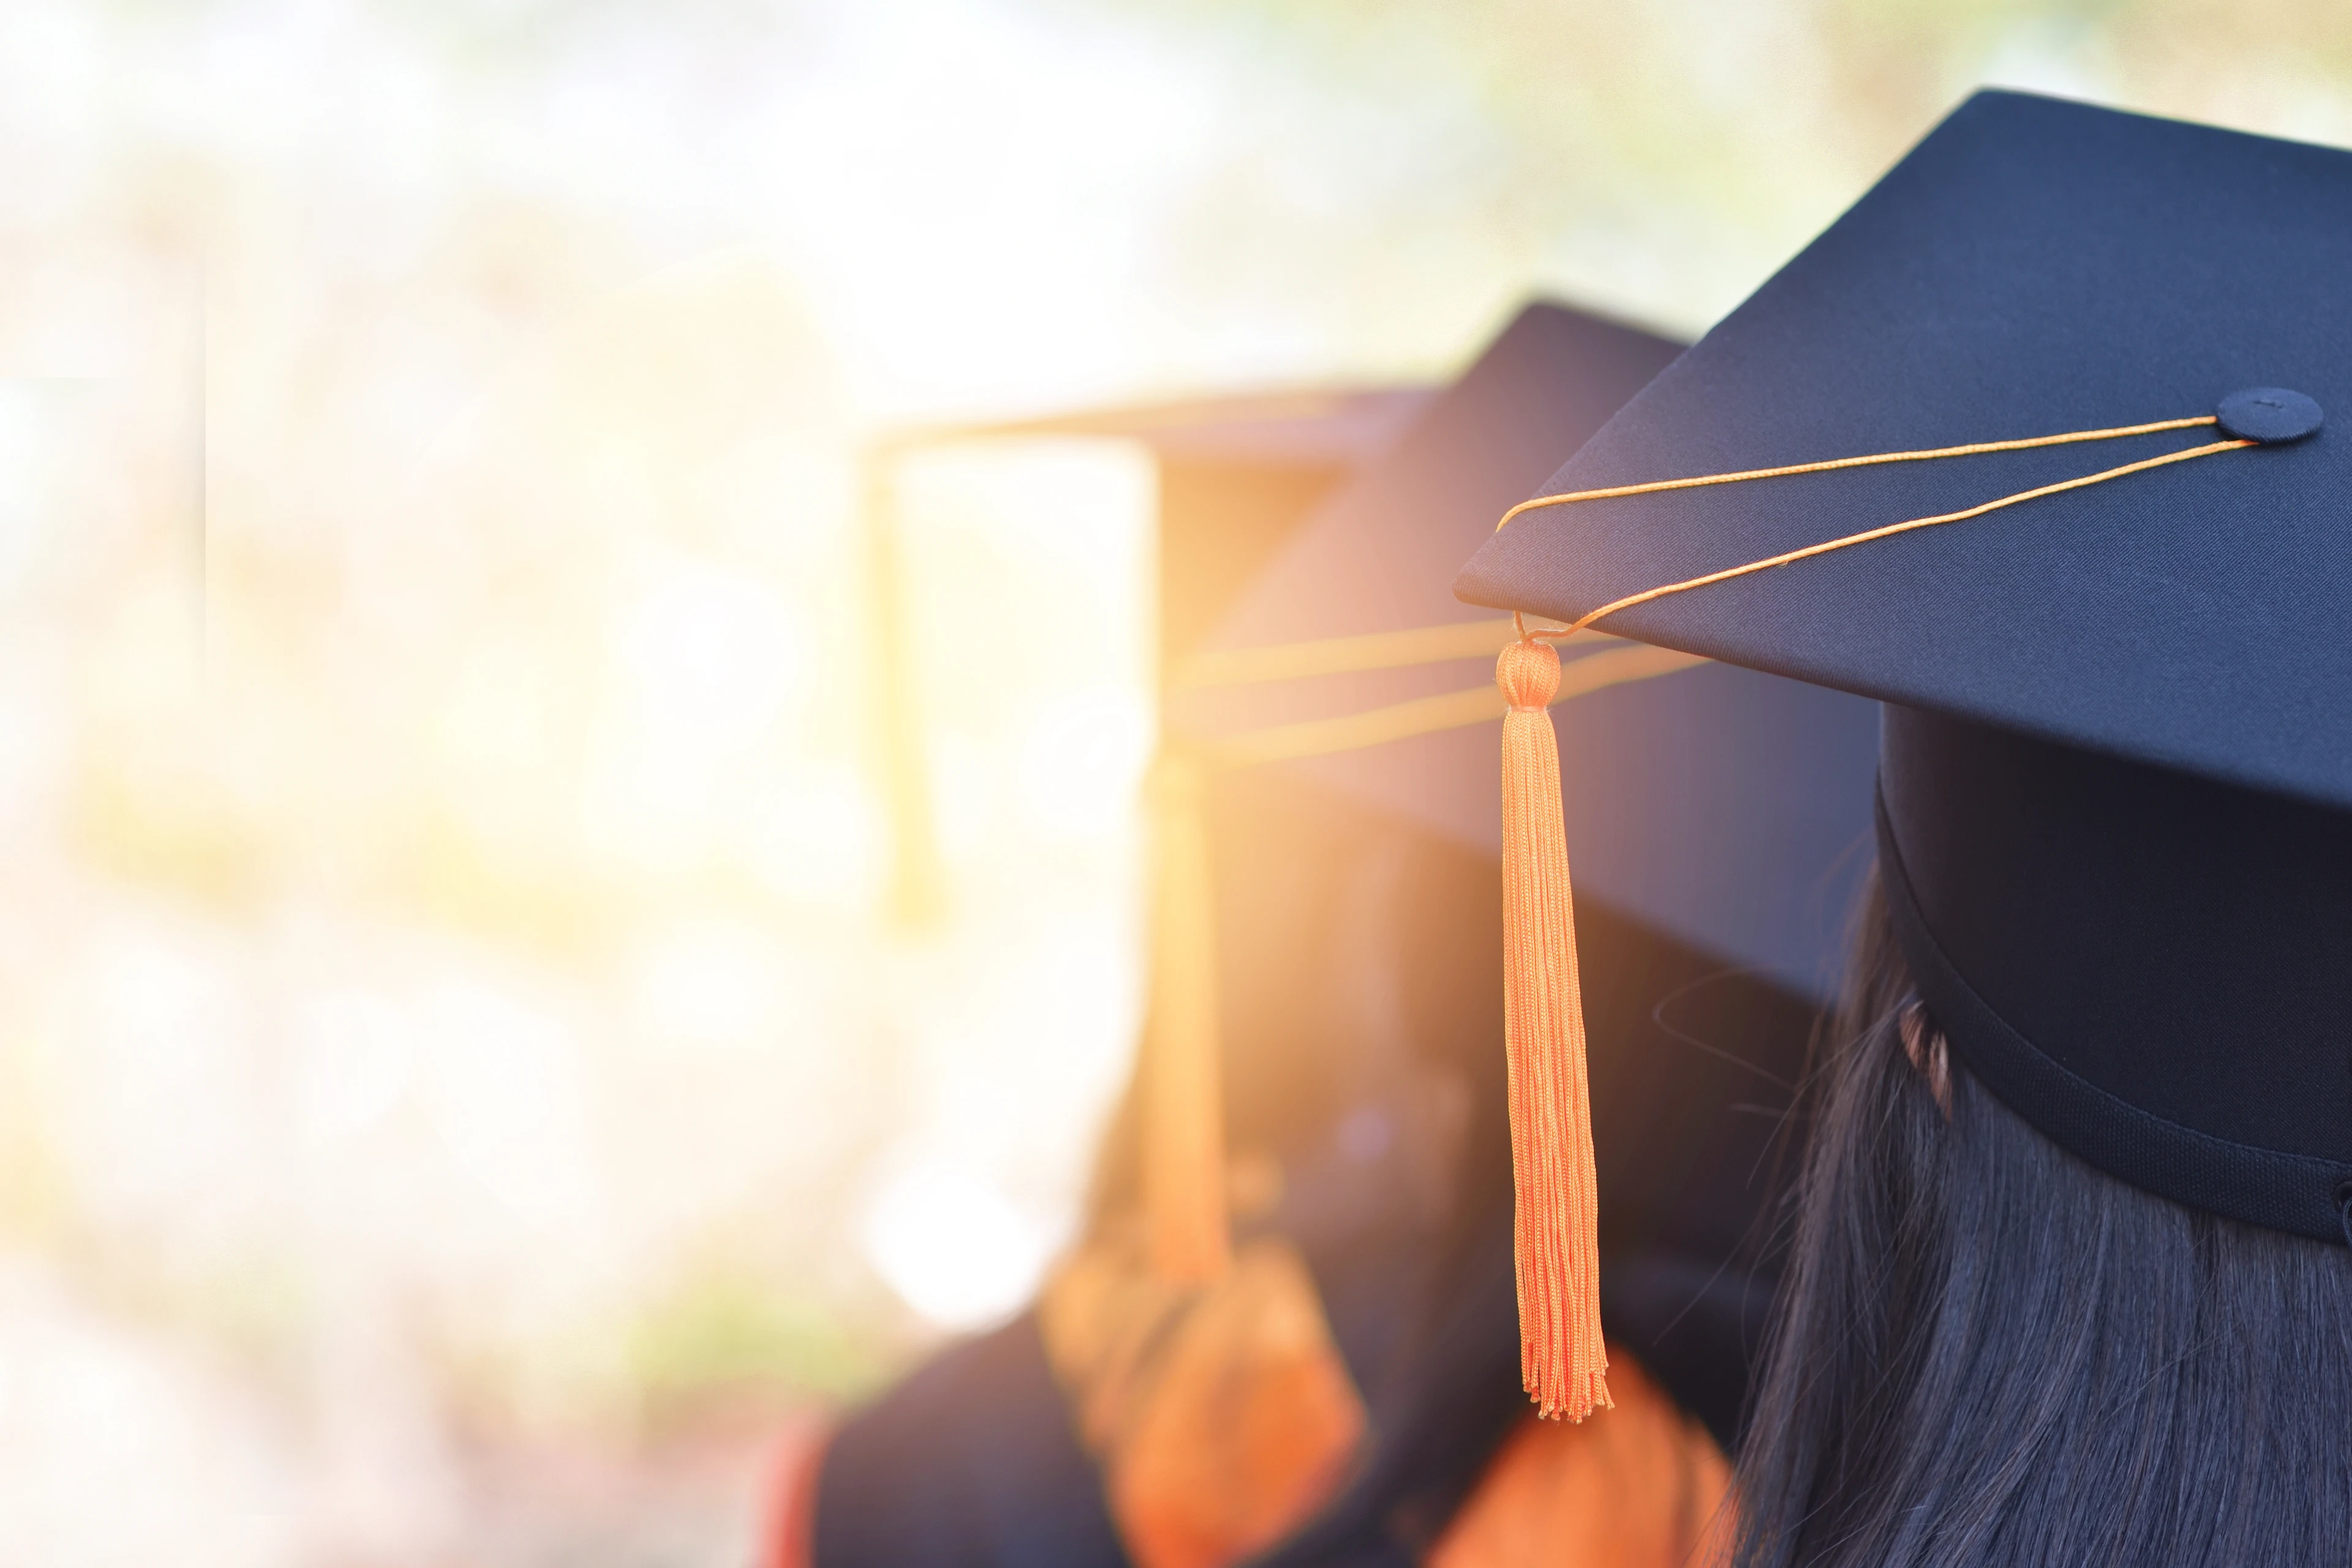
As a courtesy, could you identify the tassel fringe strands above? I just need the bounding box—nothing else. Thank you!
[1495,639,1610,1422]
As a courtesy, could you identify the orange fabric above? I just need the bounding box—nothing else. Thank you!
[1040,1235,1368,1568]
[1495,639,1607,1422]
[1428,1351,1734,1568]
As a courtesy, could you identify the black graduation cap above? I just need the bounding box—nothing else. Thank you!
[1455,91,2352,1259]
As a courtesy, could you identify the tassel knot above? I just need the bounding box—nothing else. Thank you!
[1496,638,1561,710]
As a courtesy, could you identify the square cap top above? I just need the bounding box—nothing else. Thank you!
[1456,90,2352,812]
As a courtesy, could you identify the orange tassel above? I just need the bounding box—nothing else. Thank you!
[1495,639,1610,1421]
[1142,754,1232,1285]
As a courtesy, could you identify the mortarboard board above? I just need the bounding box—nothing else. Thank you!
[1452,91,2352,1419]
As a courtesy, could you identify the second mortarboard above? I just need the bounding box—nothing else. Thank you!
[1453,90,2352,1417]
[1178,301,1880,1443]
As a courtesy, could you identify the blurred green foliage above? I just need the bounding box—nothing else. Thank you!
[630,1270,892,1423]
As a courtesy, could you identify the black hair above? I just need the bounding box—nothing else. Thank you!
[1731,867,2352,1567]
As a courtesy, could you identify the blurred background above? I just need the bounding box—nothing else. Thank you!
[2,2,2348,1562]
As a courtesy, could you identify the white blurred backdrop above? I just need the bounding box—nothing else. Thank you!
[2,1,2349,1562]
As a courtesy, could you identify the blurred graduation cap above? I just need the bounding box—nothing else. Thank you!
[1193,325,1878,1001]
[1454,92,2352,1414]
[1158,301,1880,1484]
[866,383,1434,922]
[921,385,1439,660]
[820,376,1429,1567]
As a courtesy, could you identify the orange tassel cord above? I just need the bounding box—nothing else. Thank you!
[1142,754,1233,1286]
[1494,638,1610,1421]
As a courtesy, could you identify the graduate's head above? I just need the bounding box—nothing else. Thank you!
[1449,87,2352,1525]
[1738,700,2352,1564]
[1730,864,2352,1568]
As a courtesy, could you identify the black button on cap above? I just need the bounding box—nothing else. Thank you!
[2217,387,2323,443]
